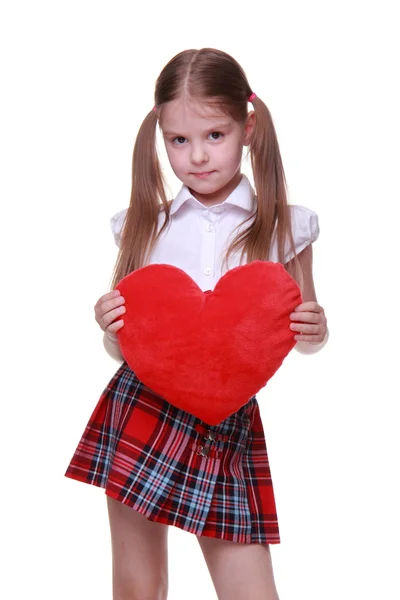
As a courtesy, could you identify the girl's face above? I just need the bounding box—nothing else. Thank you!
[160,97,255,205]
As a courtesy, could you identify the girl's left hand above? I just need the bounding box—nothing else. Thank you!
[289,301,327,344]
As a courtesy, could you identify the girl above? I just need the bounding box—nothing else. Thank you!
[65,48,329,600]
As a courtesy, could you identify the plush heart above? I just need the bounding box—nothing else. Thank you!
[116,261,302,425]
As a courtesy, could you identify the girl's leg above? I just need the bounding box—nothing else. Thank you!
[107,496,169,600]
[197,536,279,600]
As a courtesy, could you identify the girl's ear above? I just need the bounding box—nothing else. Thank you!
[243,111,256,146]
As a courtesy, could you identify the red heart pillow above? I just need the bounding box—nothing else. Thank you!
[116,260,302,425]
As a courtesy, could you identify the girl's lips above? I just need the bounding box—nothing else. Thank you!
[191,171,215,178]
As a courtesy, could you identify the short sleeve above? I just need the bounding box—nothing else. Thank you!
[284,204,320,262]
[110,208,128,247]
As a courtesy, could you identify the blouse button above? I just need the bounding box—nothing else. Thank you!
[204,268,212,275]
[206,223,214,232]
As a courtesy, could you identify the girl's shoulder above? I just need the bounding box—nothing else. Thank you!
[110,208,128,247]
[110,203,172,247]
[283,204,320,262]
[289,204,319,238]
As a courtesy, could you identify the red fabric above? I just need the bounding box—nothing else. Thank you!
[65,362,280,544]
[116,260,302,425]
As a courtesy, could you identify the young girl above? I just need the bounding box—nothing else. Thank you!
[66,48,329,600]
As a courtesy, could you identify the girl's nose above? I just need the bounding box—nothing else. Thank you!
[191,144,209,164]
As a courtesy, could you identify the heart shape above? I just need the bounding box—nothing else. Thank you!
[116,261,302,425]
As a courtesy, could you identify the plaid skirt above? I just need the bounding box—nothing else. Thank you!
[65,361,280,545]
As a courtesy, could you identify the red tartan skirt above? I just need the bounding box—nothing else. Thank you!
[65,362,280,544]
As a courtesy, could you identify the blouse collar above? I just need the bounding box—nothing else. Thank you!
[170,174,256,215]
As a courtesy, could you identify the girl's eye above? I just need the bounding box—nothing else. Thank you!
[172,136,187,145]
[209,131,223,140]
[171,132,223,144]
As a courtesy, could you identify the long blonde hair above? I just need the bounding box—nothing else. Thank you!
[110,48,302,291]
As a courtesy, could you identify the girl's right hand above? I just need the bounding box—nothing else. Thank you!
[94,290,126,341]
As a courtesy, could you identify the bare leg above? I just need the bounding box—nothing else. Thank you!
[197,536,279,600]
[107,496,169,600]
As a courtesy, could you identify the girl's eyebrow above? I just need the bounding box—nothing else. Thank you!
[162,122,232,136]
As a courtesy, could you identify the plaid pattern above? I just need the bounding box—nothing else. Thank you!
[65,362,280,544]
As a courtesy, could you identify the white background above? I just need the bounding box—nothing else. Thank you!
[1,1,399,598]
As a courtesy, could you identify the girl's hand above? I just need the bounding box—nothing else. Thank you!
[289,301,327,344]
[94,290,126,341]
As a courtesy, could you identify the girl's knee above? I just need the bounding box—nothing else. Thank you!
[113,573,168,600]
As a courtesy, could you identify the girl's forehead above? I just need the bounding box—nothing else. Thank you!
[160,97,231,129]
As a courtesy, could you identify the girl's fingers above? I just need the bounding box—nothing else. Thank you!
[290,322,327,344]
[101,305,126,329]
[294,333,323,342]
[290,322,321,334]
[94,290,120,310]
[294,301,322,313]
[100,295,125,316]
[105,319,124,335]
[289,311,319,323]
[94,295,125,325]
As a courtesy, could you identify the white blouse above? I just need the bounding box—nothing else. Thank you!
[110,174,319,292]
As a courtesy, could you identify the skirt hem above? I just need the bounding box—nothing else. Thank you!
[64,471,281,545]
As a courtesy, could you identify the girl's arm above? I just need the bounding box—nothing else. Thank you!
[288,244,329,354]
[103,332,124,362]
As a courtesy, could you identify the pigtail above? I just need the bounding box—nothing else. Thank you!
[250,96,302,287]
[225,95,303,290]
[110,109,170,289]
